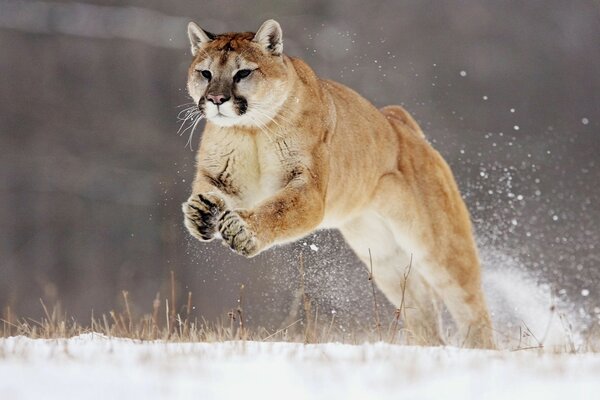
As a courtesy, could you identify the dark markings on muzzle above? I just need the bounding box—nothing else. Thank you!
[197,97,206,112]
[234,96,248,115]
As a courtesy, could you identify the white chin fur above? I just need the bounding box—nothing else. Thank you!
[203,101,281,129]
[208,114,243,127]
[205,102,242,127]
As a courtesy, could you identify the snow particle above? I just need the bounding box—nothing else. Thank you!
[513,125,520,131]
[459,70,467,77]
[309,244,319,252]
[552,215,559,221]
[582,117,589,125]
[482,95,488,100]
[510,108,516,113]
[581,289,590,297]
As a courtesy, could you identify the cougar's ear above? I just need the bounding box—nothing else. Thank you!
[187,22,215,56]
[253,19,283,56]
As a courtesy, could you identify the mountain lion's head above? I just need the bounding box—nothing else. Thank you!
[186,20,290,128]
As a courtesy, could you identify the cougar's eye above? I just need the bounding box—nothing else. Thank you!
[234,69,253,82]
[199,70,212,80]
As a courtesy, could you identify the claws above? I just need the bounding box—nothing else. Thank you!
[218,211,259,257]
[182,193,224,241]
[183,197,261,257]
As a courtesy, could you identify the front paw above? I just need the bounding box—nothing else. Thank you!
[218,210,260,257]
[182,193,224,241]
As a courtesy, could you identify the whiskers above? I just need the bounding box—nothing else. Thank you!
[246,100,296,142]
[174,99,297,149]
[177,103,205,150]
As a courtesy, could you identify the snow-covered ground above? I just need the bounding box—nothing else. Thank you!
[1,334,599,400]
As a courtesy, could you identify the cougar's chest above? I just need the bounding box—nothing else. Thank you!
[202,132,294,208]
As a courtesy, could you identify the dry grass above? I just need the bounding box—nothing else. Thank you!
[0,267,376,344]
[0,298,376,344]
[2,300,599,352]
[0,263,420,345]
[2,267,598,353]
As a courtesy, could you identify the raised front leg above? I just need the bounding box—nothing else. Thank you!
[218,175,325,257]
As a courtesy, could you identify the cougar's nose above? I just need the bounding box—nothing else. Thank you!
[206,94,230,106]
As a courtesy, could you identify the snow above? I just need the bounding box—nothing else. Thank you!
[1,335,600,400]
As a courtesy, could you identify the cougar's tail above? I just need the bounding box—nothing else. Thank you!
[380,105,425,139]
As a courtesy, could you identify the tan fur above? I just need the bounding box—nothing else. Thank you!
[182,21,495,348]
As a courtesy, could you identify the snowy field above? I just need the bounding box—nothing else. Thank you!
[1,334,599,400]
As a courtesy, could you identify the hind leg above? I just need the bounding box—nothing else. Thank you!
[339,212,444,346]
[371,173,496,349]
[417,260,495,348]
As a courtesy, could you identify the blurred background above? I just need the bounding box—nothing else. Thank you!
[1,0,599,333]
